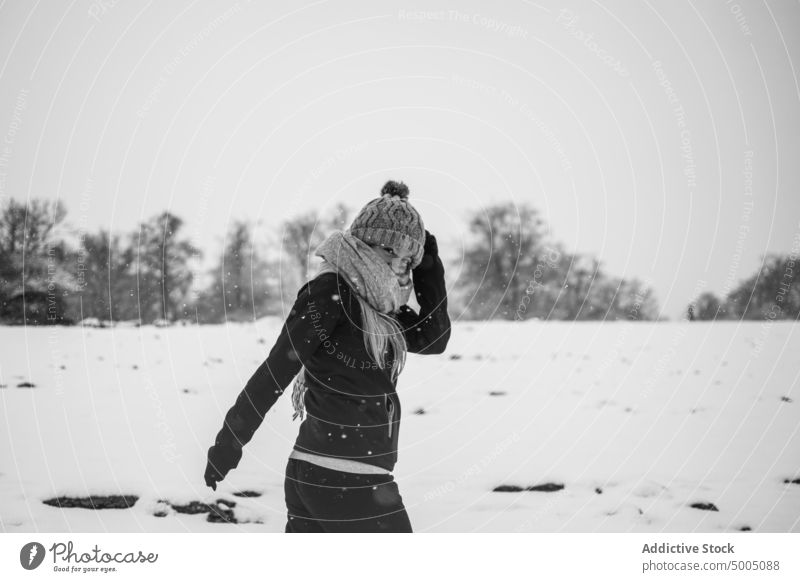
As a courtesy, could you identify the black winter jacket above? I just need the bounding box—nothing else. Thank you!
[209,234,451,474]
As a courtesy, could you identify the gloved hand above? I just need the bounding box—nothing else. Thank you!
[204,444,242,491]
[416,230,439,270]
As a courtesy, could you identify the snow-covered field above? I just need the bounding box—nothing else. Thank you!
[1,320,798,533]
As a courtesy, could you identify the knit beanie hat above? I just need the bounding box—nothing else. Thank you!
[348,180,426,269]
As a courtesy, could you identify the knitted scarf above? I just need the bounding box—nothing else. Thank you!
[290,230,413,420]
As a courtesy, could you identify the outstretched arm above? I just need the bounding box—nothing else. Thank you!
[394,230,452,355]
[204,273,343,489]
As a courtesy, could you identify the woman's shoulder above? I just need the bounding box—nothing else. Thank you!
[301,271,360,323]
[304,271,355,301]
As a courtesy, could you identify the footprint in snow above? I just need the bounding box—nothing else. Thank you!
[493,483,564,493]
[233,490,262,498]
[689,502,719,512]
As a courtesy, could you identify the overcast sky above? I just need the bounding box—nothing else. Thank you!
[1,0,798,319]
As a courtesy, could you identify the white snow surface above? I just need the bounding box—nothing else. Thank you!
[1,320,798,532]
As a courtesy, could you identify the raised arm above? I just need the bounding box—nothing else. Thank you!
[394,230,452,355]
[204,273,343,489]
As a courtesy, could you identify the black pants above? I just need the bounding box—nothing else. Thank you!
[284,457,413,532]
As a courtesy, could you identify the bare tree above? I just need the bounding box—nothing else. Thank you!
[133,211,200,323]
[197,219,278,322]
[0,198,75,324]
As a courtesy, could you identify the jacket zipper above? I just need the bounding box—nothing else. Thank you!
[386,393,394,438]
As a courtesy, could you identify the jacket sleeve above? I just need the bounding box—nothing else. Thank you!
[211,274,343,451]
[394,247,452,355]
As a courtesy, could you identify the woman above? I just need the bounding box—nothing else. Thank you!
[204,180,451,532]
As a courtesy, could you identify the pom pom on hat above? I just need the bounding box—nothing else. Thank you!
[380,180,410,200]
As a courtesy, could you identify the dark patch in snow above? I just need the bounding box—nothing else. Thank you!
[164,499,240,522]
[0,384,7,388]
[526,483,564,492]
[739,525,752,531]
[595,487,603,494]
[489,391,507,396]
[233,490,262,498]
[132,364,138,370]
[257,337,266,344]
[207,504,237,523]
[493,485,525,492]
[448,354,462,360]
[60,365,66,370]
[17,382,36,388]
[171,501,213,514]
[689,502,719,512]
[413,407,426,415]
[43,495,138,509]
[473,354,484,360]
[780,396,793,403]
[782,477,800,485]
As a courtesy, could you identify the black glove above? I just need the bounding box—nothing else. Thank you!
[416,230,439,270]
[204,444,242,491]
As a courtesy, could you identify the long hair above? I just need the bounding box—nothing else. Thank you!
[353,291,407,383]
[291,267,409,421]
